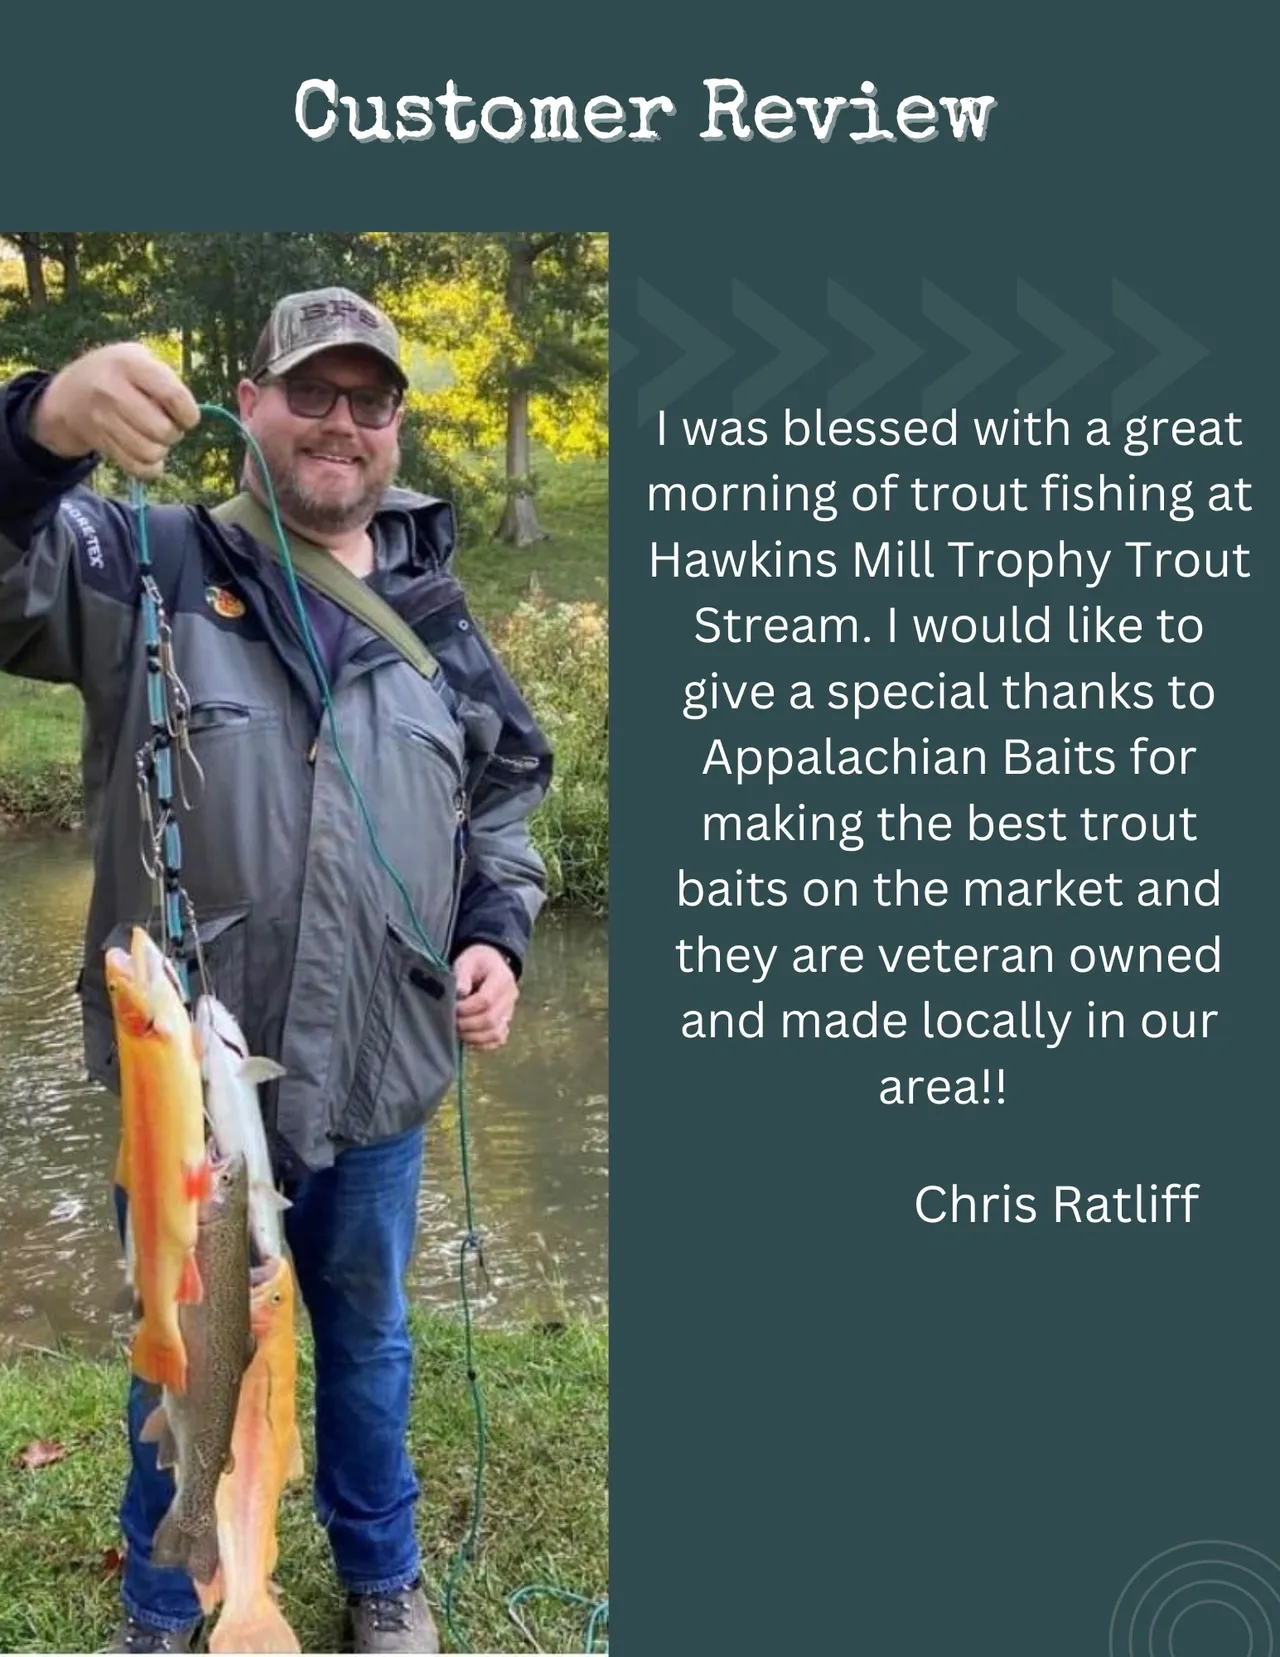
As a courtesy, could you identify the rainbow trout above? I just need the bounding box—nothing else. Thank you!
[195,995,288,1262]
[143,1153,255,1586]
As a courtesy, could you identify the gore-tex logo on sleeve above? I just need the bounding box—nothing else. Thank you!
[65,502,104,570]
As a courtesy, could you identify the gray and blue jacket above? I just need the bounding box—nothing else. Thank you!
[0,371,552,1172]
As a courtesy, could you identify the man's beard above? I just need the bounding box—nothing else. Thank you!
[248,433,399,537]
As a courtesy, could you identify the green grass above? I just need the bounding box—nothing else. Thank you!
[0,455,609,907]
[0,678,83,827]
[453,454,610,628]
[0,1314,607,1654]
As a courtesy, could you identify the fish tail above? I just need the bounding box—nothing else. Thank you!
[153,1509,220,1587]
[131,1322,187,1393]
[208,1593,301,1654]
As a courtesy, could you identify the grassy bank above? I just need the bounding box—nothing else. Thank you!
[0,680,84,828]
[0,456,608,909]
[0,1312,607,1654]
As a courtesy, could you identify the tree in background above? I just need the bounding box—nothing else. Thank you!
[0,231,607,544]
[381,231,608,545]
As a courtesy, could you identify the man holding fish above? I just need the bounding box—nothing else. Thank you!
[0,289,552,1651]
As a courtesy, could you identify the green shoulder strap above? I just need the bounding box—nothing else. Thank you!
[211,491,437,681]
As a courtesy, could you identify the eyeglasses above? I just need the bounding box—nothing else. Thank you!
[265,375,403,430]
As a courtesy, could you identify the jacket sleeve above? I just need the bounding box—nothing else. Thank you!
[0,372,141,714]
[439,614,553,978]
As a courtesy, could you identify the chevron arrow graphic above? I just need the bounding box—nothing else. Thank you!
[826,281,923,415]
[636,280,734,426]
[1110,281,1208,418]
[610,330,638,375]
[921,280,1019,417]
[730,280,828,416]
[1016,280,1113,410]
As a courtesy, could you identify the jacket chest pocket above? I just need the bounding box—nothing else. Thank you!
[186,699,281,743]
[389,713,464,781]
[333,918,457,1146]
[176,703,286,907]
[381,713,467,947]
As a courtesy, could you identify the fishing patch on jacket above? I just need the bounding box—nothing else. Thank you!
[204,583,247,621]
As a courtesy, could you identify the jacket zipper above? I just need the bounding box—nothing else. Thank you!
[446,788,468,953]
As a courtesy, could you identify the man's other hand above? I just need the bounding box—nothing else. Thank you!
[454,944,519,1051]
[32,343,201,479]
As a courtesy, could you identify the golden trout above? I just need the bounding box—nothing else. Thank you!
[106,927,210,1393]
[200,1256,304,1653]
[144,1154,255,1586]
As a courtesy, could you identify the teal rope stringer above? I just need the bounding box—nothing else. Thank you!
[508,1585,610,1653]
[127,475,195,1004]
[131,406,604,1654]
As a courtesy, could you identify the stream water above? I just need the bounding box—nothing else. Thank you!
[0,830,608,1355]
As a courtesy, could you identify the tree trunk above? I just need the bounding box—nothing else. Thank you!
[496,381,549,546]
[495,237,549,546]
[17,235,46,311]
[59,234,79,297]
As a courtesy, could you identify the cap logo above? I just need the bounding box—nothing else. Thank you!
[298,297,382,331]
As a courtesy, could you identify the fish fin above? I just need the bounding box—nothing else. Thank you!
[208,1595,301,1654]
[184,1159,214,1202]
[239,1057,287,1086]
[196,1569,224,1616]
[177,1250,204,1305]
[251,1182,292,1214]
[131,1324,187,1393]
[285,1425,305,1481]
[152,1427,179,1471]
[138,1403,165,1441]
[140,1404,179,1470]
[149,1506,182,1571]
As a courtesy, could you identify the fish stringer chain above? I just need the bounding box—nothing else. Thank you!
[129,477,206,1005]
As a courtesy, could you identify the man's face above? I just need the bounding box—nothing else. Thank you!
[237,347,404,537]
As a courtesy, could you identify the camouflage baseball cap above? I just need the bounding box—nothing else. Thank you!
[250,287,407,389]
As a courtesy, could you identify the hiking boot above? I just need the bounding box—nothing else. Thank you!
[103,1615,202,1653]
[347,1579,439,1653]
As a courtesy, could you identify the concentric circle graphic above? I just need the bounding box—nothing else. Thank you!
[1109,1542,1280,1656]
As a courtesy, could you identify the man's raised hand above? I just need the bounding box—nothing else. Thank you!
[32,343,201,479]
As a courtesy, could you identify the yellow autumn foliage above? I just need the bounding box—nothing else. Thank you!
[385,269,606,464]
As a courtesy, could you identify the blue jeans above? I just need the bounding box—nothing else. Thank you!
[116,1125,426,1631]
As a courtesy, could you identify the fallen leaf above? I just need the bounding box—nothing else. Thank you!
[99,1547,124,1579]
[15,1438,67,1470]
